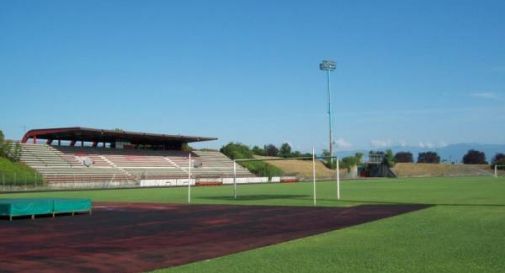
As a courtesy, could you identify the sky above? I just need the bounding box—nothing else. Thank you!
[1,0,504,152]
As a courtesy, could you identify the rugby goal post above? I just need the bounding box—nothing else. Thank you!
[232,149,341,206]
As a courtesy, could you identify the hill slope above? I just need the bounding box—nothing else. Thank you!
[0,157,42,185]
[392,163,494,177]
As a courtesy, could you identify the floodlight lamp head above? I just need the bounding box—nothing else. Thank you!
[319,60,336,71]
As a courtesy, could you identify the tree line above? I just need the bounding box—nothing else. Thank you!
[250,143,313,158]
[221,141,505,172]
[393,149,505,168]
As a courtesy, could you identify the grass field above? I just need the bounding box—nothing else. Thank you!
[2,176,505,273]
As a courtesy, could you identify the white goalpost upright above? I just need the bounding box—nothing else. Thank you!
[336,155,340,200]
[187,153,192,204]
[495,165,505,178]
[233,160,237,199]
[312,147,317,206]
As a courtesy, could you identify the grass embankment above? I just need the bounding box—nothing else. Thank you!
[2,176,505,273]
[219,143,284,177]
[0,157,42,186]
[254,155,343,179]
[393,163,494,177]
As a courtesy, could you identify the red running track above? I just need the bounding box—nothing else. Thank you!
[0,203,428,273]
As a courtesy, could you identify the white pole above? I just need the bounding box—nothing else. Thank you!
[188,153,191,204]
[336,155,340,200]
[233,160,237,199]
[312,147,316,206]
[495,165,498,178]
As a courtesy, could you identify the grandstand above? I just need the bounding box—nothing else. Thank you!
[20,127,252,188]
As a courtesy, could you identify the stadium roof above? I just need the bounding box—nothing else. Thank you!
[21,127,217,145]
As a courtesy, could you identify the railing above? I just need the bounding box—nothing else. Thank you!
[0,171,44,191]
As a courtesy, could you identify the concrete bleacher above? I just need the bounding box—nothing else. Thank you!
[20,144,81,168]
[192,150,251,177]
[20,144,135,187]
[20,144,253,187]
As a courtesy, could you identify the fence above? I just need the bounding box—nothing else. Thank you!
[0,172,44,191]
[0,171,146,192]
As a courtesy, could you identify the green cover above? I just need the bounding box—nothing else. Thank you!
[0,198,92,217]
[53,198,92,213]
[0,199,53,217]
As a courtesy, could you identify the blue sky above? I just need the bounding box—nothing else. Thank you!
[1,0,504,152]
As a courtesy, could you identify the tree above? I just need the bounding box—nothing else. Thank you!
[491,153,505,170]
[321,149,331,158]
[251,146,265,156]
[0,130,21,162]
[220,142,253,159]
[321,149,335,169]
[8,142,21,162]
[264,144,279,157]
[394,151,414,163]
[0,130,5,158]
[181,143,193,152]
[220,142,283,177]
[339,153,364,171]
[300,152,313,160]
[462,149,487,164]
[279,143,292,158]
[354,152,364,164]
[383,149,395,167]
[417,151,440,163]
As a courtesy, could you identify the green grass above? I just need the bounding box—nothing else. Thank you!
[0,157,43,186]
[2,176,505,273]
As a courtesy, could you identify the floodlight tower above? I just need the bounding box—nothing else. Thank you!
[319,60,336,164]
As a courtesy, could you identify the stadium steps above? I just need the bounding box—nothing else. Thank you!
[20,144,254,186]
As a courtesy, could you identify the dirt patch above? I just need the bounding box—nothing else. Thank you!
[0,203,428,273]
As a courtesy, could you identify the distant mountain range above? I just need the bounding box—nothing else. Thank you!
[338,143,505,163]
